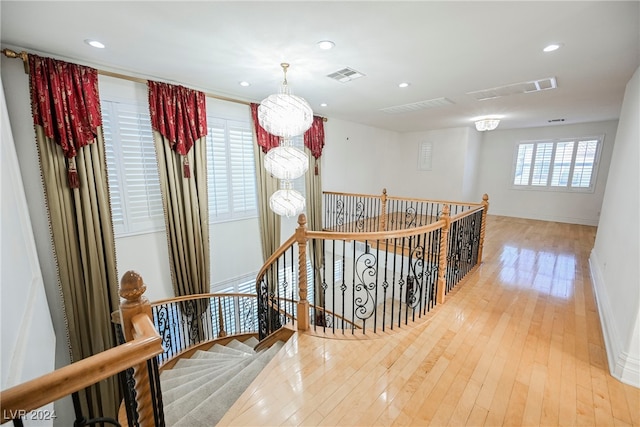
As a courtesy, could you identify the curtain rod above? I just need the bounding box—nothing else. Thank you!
[2,48,328,122]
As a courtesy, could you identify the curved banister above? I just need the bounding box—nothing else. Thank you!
[305,218,446,241]
[151,292,260,306]
[256,234,297,281]
[0,315,162,421]
[323,190,483,208]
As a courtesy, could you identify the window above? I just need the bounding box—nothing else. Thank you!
[102,100,164,236]
[512,137,602,192]
[206,117,257,222]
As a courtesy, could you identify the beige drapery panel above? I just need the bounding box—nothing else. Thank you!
[153,132,210,296]
[253,138,281,261]
[34,125,120,418]
[305,147,325,319]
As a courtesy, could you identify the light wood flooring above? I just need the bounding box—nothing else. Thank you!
[219,215,640,426]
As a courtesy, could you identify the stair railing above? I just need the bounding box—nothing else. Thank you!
[257,191,489,338]
[0,271,164,427]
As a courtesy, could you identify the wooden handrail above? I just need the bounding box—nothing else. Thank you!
[0,315,162,421]
[323,190,483,208]
[150,292,258,307]
[256,234,297,282]
[306,218,446,242]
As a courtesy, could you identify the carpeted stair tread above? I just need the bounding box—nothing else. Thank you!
[172,341,284,426]
[201,342,254,356]
[243,337,259,348]
[225,339,258,353]
[161,363,238,393]
[190,348,252,360]
[160,360,237,381]
[161,362,248,405]
[163,355,259,425]
[168,356,242,370]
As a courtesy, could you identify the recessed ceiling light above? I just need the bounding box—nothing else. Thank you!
[239,81,250,87]
[398,82,410,88]
[85,39,105,49]
[317,40,335,50]
[543,43,562,52]
[320,103,328,107]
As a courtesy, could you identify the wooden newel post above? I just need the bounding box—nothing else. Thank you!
[436,205,451,305]
[296,214,310,331]
[380,188,388,231]
[119,271,156,427]
[478,194,489,264]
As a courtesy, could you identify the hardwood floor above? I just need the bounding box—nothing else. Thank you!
[219,215,640,426]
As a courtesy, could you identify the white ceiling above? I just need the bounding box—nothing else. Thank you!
[1,1,639,132]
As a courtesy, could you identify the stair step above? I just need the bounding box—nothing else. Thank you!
[160,359,236,380]
[162,360,249,405]
[172,341,284,426]
[202,342,254,356]
[161,361,238,393]
[225,339,257,353]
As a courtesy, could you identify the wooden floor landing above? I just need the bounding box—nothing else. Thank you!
[219,215,640,426]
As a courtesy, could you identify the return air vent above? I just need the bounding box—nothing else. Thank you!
[380,97,454,114]
[327,67,366,83]
[467,77,558,101]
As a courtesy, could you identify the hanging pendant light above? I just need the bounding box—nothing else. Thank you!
[258,63,313,138]
[259,63,312,217]
[263,138,309,180]
[269,180,306,218]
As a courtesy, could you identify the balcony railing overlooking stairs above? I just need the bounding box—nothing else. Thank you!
[1,191,488,427]
[258,190,489,338]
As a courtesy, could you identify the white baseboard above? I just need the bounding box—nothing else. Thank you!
[489,209,599,226]
[589,250,640,388]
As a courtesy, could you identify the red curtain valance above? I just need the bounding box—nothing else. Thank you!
[28,54,102,160]
[148,80,207,157]
[250,103,280,153]
[251,103,326,160]
[304,116,325,159]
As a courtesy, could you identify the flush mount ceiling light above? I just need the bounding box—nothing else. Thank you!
[84,39,105,49]
[543,43,562,52]
[258,63,313,138]
[398,82,410,88]
[474,118,501,131]
[317,40,335,50]
[239,81,250,87]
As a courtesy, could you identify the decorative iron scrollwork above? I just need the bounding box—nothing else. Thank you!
[354,252,377,320]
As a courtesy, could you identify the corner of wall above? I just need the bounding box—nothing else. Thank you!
[589,249,640,388]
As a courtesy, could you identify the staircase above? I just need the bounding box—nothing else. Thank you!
[159,337,284,426]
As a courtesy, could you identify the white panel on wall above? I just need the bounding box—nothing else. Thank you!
[418,142,433,171]
[1,75,56,425]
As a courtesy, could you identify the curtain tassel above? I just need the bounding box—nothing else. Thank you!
[314,161,319,176]
[67,157,80,189]
[183,156,191,178]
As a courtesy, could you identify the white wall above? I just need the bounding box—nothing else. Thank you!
[590,66,640,387]
[1,75,56,426]
[322,118,401,195]
[476,120,618,225]
[1,57,75,426]
[398,127,482,202]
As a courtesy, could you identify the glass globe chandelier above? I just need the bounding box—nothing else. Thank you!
[258,63,313,138]
[258,63,313,217]
[269,180,307,218]
[263,139,309,180]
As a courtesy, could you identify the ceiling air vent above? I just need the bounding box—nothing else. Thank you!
[380,97,454,114]
[467,77,558,101]
[327,67,365,83]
